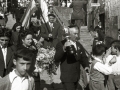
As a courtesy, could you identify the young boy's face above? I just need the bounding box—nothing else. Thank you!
[13,57,31,77]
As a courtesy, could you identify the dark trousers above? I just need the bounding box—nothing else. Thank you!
[34,75,41,90]
[107,74,120,90]
[62,82,78,90]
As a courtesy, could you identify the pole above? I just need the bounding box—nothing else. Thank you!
[6,0,7,8]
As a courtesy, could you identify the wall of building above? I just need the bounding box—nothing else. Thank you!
[87,0,105,31]
[105,0,120,39]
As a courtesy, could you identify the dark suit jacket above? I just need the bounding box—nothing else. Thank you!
[54,40,89,82]
[11,32,19,46]
[0,46,14,77]
[69,1,87,20]
[41,22,62,48]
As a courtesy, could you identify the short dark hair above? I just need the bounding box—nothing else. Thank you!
[20,30,33,40]
[92,44,106,56]
[68,25,78,28]
[48,13,55,18]
[12,22,22,32]
[0,28,12,38]
[14,49,34,61]
[48,5,53,9]
[111,40,120,51]
[104,36,114,49]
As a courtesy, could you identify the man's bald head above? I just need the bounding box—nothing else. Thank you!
[69,26,79,34]
[68,25,79,41]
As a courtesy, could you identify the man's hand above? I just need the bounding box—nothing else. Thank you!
[33,39,38,45]
[109,56,116,65]
[39,37,44,42]
[105,47,111,58]
[48,34,53,37]
[63,40,72,52]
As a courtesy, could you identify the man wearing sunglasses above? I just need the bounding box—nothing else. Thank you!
[0,28,14,78]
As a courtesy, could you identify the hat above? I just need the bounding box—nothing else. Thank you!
[48,5,53,9]
[48,13,55,17]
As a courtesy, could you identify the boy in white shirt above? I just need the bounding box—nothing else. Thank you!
[106,40,120,90]
[0,49,35,90]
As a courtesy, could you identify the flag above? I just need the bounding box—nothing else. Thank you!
[40,0,48,22]
[20,0,37,29]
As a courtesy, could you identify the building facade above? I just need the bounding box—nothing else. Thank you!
[105,0,120,39]
[87,0,105,31]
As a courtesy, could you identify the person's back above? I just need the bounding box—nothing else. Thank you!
[70,0,86,20]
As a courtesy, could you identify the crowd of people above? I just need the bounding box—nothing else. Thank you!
[0,0,120,90]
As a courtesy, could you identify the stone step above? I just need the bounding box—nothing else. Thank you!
[80,26,93,54]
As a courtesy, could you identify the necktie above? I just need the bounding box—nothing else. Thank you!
[2,47,7,69]
[50,23,53,31]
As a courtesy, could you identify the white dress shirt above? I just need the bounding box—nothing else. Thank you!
[49,22,53,31]
[105,55,120,75]
[105,55,114,65]
[93,57,112,75]
[0,45,7,69]
[110,56,120,75]
[9,70,29,90]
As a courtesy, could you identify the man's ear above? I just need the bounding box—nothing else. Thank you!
[13,59,17,66]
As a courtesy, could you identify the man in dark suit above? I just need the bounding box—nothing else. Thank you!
[0,28,14,78]
[69,0,87,38]
[54,25,89,90]
[41,13,63,48]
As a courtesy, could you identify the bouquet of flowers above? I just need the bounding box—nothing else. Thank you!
[34,47,56,75]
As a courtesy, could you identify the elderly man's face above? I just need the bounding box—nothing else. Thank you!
[69,27,79,42]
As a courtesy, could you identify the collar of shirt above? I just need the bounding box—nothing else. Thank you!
[0,44,7,49]
[98,25,102,28]
[93,56,103,63]
[49,22,53,26]
[9,69,31,83]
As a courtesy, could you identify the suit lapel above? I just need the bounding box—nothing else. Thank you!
[76,42,81,54]
[0,47,4,61]
[6,47,12,66]
[52,23,57,33]
[46,23,52,33]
